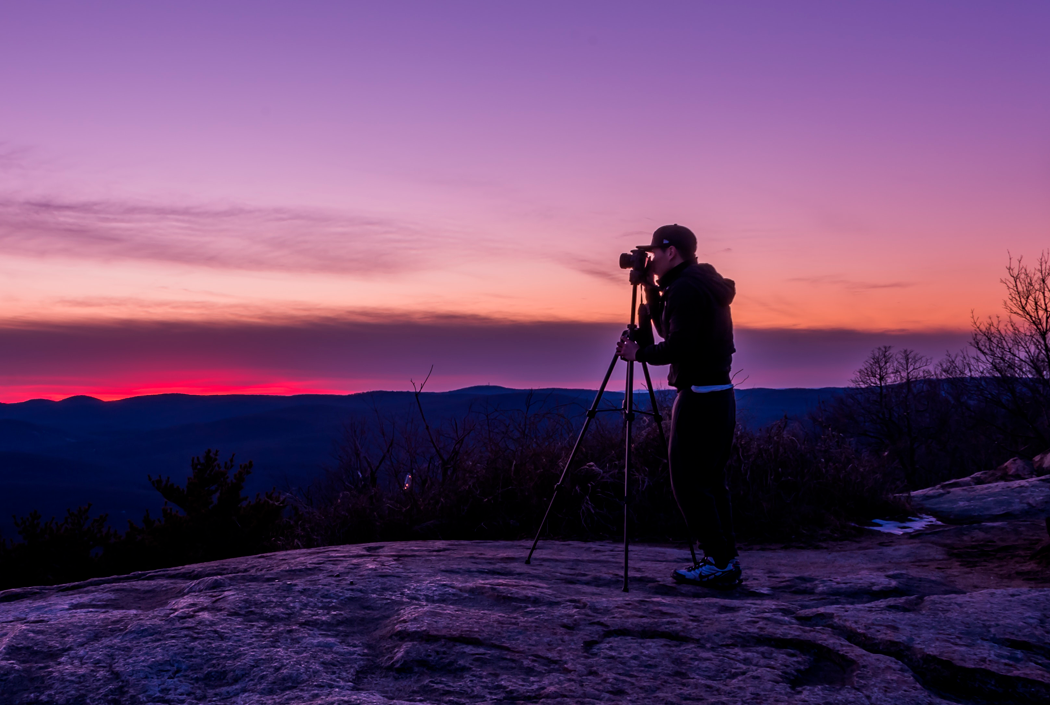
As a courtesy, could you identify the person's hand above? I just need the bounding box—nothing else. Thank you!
[638,261,656,288]
[616,335,640,361]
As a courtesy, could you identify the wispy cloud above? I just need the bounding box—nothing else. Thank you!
[0,143,35,172]
[787,275,915,291]
[0,196,472,275]
[562,258,627,285]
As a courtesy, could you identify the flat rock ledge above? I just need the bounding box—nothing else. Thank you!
[911,474,1050,524]
[1,523,1048,704]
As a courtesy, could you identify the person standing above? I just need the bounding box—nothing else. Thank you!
[616,224,741,586]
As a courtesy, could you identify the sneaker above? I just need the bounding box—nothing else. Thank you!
[672,556,742,587]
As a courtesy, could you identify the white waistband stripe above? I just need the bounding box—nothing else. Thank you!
[689,384,734,394]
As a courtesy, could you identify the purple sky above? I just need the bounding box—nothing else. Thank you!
[0,2,1047,398]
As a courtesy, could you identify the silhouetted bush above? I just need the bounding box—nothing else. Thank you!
[0,505,117,589]
[113,450,286,571]
[0,450,284,590]
[281,389,623,546]
[729,420,908,537]
[282,387,908,550]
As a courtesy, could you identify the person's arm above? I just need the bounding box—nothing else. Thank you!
[634,302,655,350]
[636,287,700,365]
[644,284,666,338]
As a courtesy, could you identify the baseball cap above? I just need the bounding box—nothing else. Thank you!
[638,224,697,256]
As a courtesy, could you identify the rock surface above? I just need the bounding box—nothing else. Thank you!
[933,456,1047,490]
[910,474,1050,524]
[1035,451,1050,473]
[1,520,1048,704]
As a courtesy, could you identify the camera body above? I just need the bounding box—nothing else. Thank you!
[619,248,648,272]
[619,248,651,285]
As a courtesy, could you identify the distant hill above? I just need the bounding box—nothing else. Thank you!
[733,387,844,428]
[0,386,842,537]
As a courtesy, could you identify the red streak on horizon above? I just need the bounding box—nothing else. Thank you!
[0,375,362,403]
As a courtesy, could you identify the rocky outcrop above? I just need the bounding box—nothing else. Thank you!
[1,520,1047,704]
[933,456,1047,490]
[1035,450,1050,473]
[910,456,1050,524]
[910,475,1050,524]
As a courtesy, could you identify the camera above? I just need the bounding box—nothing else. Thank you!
[619,248,649,272]
[619,247,651,285]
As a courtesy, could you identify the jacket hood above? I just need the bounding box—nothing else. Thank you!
[693,262,736,306]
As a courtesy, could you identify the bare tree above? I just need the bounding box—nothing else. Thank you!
[410,366,475,487]
[333,415,395,493]
[944,251,1050,456]
[830,345,933,487]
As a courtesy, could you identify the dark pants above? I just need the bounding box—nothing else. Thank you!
[668,387,737,566]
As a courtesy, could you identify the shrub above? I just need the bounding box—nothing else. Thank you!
[283,388,908,549]
[0,505,117,590]
[0,450,284,590]
[114,449,286,571]
[729,420,909,538]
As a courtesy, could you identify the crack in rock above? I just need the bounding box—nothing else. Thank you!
[799,590,1050,704]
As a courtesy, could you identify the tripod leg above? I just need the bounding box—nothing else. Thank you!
[526,350,620,564]
[622,359,635,592]
[641,362,698,567]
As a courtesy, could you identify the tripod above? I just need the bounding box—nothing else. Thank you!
[525,281,698,592]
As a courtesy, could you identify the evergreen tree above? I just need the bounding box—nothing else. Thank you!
[119,450,286,569]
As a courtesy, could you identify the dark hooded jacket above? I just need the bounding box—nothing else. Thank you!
[636,261,736,388]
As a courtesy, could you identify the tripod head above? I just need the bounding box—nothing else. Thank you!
[628,268,649,286]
